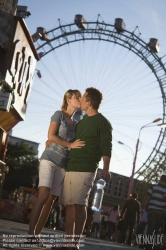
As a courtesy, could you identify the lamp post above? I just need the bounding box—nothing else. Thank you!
[118,141,135,198]
[119,118,166,199]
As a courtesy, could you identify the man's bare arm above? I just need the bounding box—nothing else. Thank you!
[99,156,111,182]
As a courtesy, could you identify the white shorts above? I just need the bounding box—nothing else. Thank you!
[59,171,96,206]
[38,159,65,196]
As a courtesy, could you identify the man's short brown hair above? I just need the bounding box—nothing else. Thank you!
[85,87,103,110]
[131,192,138,199]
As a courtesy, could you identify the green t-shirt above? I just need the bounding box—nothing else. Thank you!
[67,113,112,172]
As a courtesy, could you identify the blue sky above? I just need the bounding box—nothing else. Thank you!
[14,0,166,177]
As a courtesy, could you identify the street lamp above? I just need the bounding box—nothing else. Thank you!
[128,118,166,198]
[118,141,134,156]
[118,141,135,198]
[120,118,166,199]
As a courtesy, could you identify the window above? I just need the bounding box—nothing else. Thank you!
[124,179,130,199]
[113,176,124,197]
[104,175,114,194]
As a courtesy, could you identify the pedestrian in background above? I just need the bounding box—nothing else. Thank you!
[118,192,141,246]
[91,210,102,238]
[142,174,166,250]
[23,190,38,223]
[106,205,120,241]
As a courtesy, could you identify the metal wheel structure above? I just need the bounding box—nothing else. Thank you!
[33,15,166,181]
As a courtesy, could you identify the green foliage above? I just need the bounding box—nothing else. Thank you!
[3,141,39,192]
[134,153,166,206]
[136,153,166,185]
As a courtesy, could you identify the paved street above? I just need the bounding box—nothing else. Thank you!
[0,219,137,250]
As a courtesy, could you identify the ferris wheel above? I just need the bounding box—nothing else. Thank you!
[30,14,166,182]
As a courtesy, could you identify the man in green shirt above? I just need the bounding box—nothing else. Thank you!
[60,87,112,249]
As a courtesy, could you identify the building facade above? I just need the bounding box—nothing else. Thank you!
[9,135,39,156]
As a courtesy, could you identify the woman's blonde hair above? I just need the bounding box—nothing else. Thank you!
[61,89,81,111]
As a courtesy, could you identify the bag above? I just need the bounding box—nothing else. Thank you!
[117,220,124,231]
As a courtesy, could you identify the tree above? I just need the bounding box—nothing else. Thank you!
[3,141,39,192]
[137,153,166,185]
[134,153,166,205]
